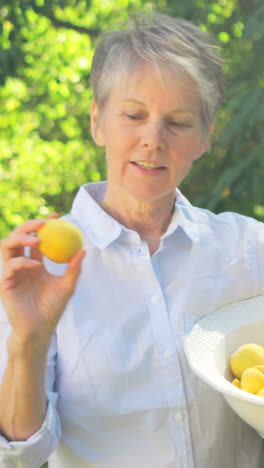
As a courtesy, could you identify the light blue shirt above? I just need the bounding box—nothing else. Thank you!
[1,181,264,468]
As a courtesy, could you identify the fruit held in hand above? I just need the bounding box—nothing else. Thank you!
[37,219,84,263]
[230,343,264,379]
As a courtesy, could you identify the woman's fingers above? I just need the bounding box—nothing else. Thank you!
[1,233,40,264]
[1,256,41,283]
[60,248,86,294]
[1,216,59,265]
[12,214,58,236]
[13,219,45,235]
[29,214,58,262]
[47,213,59,220]
[29,245,43,263]
[1,219,45,264]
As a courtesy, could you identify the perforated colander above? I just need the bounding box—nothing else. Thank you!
[184,295,264,437]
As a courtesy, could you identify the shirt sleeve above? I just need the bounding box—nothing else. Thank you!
[0,296,62,468]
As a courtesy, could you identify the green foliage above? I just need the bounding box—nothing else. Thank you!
[0,0,157,237]
[178,0,264,219]
[0,0,263,239]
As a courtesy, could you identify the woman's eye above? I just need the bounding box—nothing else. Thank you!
[168,121,188,127]
[125,113,141,120]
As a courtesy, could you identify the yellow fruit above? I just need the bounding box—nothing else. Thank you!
[230,343,264,379]
[37,219,84,263]
[240,367,264,394]
[257,388,264,397]
[231,378,241,389]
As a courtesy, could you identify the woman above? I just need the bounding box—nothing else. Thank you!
[0,12,264,468]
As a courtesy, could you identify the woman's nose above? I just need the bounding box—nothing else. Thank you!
[141,121,166,151]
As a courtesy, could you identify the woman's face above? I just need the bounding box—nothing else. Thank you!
[91,61,210,204]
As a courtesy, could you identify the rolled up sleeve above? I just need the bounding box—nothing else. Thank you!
[0,298,62,468]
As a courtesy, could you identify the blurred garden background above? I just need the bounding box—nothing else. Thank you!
[0,0,264,240]
[0,0,264,467]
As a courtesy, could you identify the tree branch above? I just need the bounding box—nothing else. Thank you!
[32,6,101,37]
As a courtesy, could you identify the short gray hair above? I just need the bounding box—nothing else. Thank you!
[91,12,225,140]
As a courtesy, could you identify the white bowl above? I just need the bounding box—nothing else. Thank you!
[184,295,264,437]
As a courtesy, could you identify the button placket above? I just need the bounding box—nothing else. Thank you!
[163,349,174,359]
[174,411,184,423]
[151,294,160,304]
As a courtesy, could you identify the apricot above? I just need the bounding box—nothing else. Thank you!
[230,343,264,379]
[37,219,83,263]
[231,378,241,389]
[240,367,264,394]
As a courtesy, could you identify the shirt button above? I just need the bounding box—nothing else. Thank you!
[163,349,174,358]
[174,412,184,423]
[151,295,160,304]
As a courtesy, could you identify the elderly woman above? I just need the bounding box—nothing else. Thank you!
[0,12,264,468]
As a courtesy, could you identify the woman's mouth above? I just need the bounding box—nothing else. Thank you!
[131,161,165,171]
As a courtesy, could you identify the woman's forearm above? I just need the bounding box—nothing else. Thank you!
[0,335,49,441]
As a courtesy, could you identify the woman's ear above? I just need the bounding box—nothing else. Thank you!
[200,119,217,156]
[209,119,216,136]
[90,99,105,146]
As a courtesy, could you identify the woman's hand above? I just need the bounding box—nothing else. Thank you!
[0,217,86,349]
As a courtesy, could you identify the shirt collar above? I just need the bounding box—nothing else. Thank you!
[171,189,200,244]
[70,182,122,249]
[70,182,199,249]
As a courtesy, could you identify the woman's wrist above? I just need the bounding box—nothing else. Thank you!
[7,332,51,362]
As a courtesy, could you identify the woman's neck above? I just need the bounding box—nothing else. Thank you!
[100,189,176,253]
